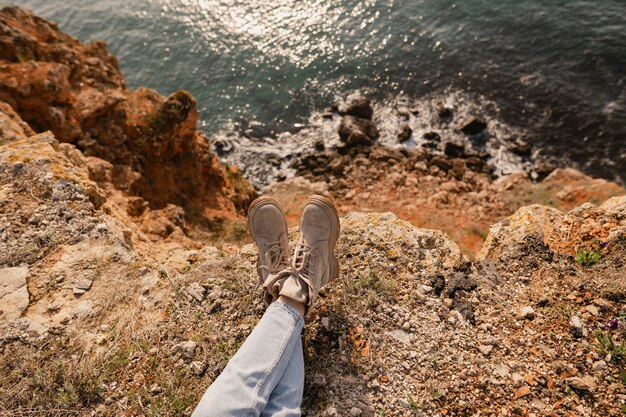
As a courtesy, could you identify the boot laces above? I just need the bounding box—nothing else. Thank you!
[259,239,289,274]
[292,239,317,279]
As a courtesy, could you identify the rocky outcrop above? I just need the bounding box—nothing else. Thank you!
[0,6,256,240]
[479,195,626,260]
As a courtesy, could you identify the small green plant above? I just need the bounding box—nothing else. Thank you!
[595,330,626,364]
[106,347,131,373]
[428,385,443,400]
[407,395,419,410]
[575,247,602,266]
[348,270,395,296]
[619,367,626,387]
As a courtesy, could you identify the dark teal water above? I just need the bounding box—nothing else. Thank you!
[13,0,626,184]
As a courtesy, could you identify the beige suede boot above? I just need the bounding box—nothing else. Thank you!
[247,197,291,304]
[279,195,340,316]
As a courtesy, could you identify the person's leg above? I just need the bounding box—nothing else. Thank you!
[260,334,304,417]
[192,301,304,417]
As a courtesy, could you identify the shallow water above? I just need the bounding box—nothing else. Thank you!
[15,0,626,185]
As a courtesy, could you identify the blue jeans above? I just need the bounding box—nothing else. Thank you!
[192,302,305,417]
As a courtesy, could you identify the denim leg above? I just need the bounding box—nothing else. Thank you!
[260,336,304,417]
[192,301,304,417]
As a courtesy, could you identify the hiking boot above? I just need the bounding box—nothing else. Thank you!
[248,197,291,304]
[279,195,340,316]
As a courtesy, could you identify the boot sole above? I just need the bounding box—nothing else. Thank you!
[303,195,340,282]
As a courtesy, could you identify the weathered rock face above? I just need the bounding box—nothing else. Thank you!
[0,132,107,267]
[0,6,256,239]
[479,195,626,260]
[0,266,29,320]
[339,211,467,273]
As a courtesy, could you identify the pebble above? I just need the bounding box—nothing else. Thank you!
[493,364,510,378]
[321,317,330,330]
[386,330,410,345]
[592,298,612,311]
[513,385,531,398]
[592,360,606,371]
[585,305,599,316]
[190,361,207,376]
[397,399,410,409]
[478,345,493,355]
[569,315,585,338]
[186,282,206,302]
[172,340,197,361]
[518,306,535,320]
[74,301,93,317]
[420,285,433,294]
[325,406,337,416]
[73,279,93,296]
[566,375,596,393]
[511,373,524,388]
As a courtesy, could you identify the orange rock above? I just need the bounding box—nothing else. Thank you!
[513,386,531,399]
[379,375,389,383]
[524,374,536,386]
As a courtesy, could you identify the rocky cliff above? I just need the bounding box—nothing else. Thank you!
[1,6,626,417]
[0,6,256,243]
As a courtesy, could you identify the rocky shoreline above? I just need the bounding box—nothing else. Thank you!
[1,6,626,417]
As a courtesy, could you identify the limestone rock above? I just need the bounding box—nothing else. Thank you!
[0,266,29,320]
[172,340,197,361]
[518,306,535,320]
[340,212,467,273]
[477,205,561,261]
[186,282,206,303]
[566,376,596,393]
[190,361,207,376]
